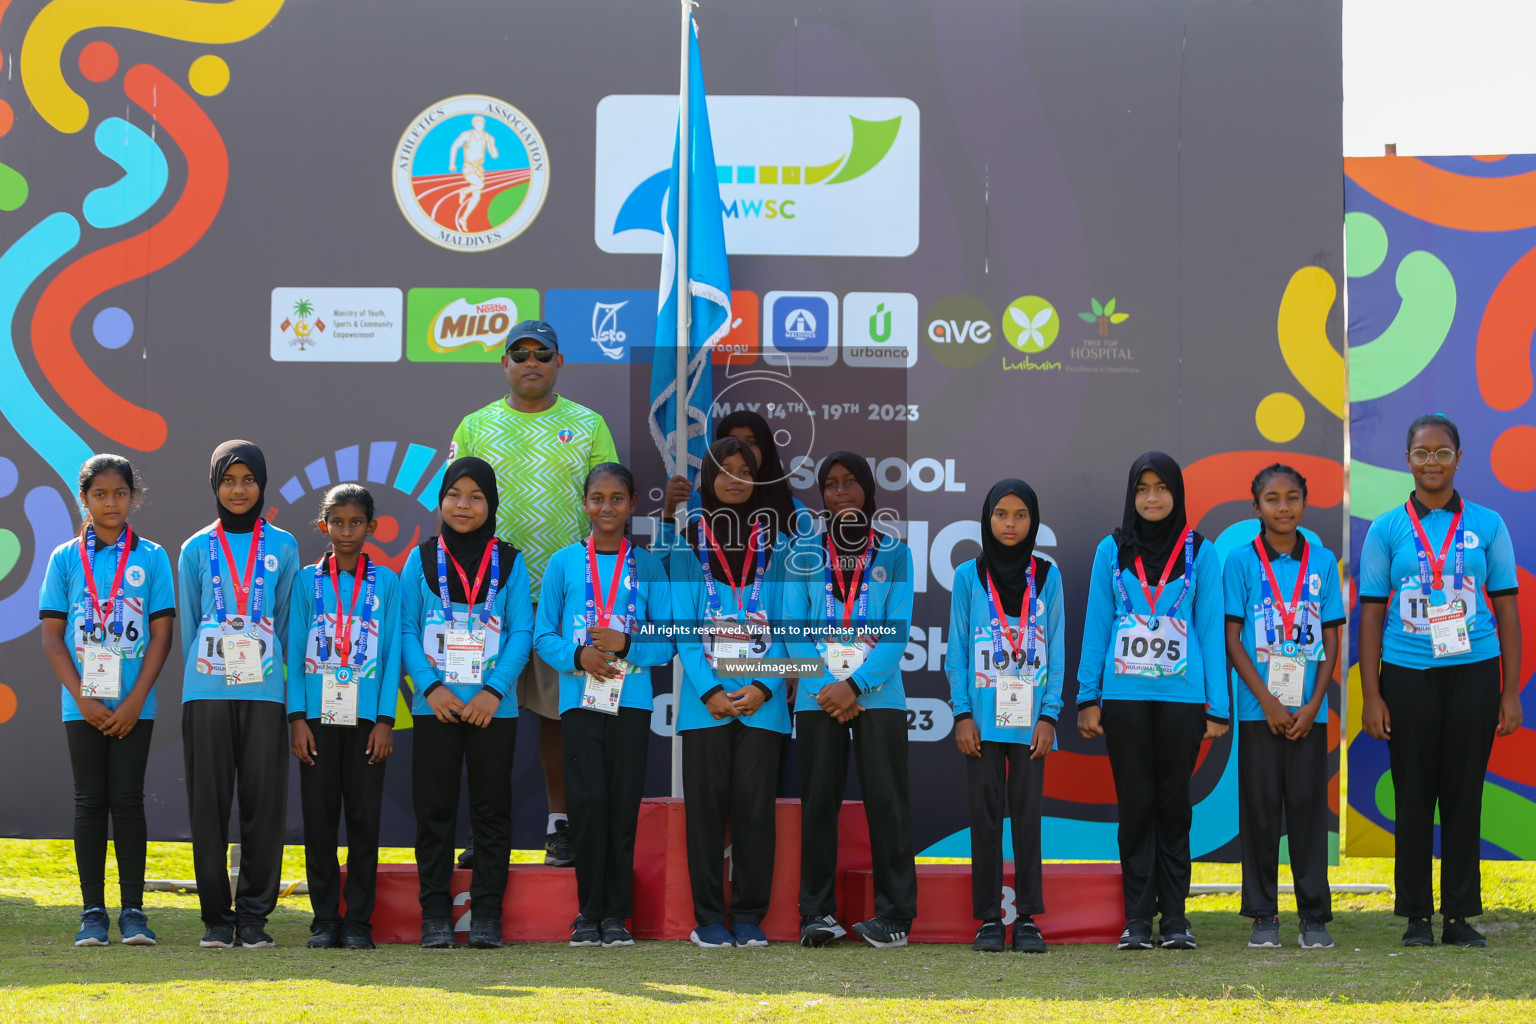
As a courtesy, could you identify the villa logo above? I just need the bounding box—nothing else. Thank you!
[1078,297,1129,337]
[595,95,919,257]
[392,95,550,253]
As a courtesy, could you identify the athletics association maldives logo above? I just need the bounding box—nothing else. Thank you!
[393,95,550,252]
[557,429,576,444]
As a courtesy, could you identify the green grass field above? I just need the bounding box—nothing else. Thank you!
[2,841,1535,1022]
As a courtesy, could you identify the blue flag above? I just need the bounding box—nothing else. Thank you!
[649,19,731,483]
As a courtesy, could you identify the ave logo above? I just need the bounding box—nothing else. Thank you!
[923,295,994,369]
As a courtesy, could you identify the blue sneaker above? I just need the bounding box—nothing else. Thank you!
[689,922,736,948]
[75,907,110,947]
[118,908,157,946]
[732,921,769,947]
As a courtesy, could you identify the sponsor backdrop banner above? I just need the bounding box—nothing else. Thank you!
[1344,155,1536,859]
[0,0,1342,857]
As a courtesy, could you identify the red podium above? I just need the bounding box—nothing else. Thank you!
[842,863,1125,944]
[356,797,871,944]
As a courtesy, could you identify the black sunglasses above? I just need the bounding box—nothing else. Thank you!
[507,347,555,363]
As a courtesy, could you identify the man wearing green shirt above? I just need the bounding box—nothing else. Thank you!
[449,320,618,866]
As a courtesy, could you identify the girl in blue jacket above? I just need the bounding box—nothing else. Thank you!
[1076,451,1229,952]
[286,484,401,950]
[177,440,300,949]
[947,479,1064,954]
[401,457,532,950]
[40,455,176,947]
[535,463,674,949]
[783,452,917,951]
[671,437,791,949]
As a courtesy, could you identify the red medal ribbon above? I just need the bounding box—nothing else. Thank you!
[587,537,630,630]
[1252,537,1309,643]
[700,520,758,602]
[1404,501,1462,591]
[215,520,263,617]
[1133,526,1192,612]
[827,530,875,627]
[439,537,495,609]
[327,553,368,661]
[79,526,133,629]
[984,566,1032,662]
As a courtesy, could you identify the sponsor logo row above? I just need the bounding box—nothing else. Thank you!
[272,289,1135,372]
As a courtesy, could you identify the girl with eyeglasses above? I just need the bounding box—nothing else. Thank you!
[1358,413,1523,949]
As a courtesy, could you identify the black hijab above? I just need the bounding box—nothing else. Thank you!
[818,451,879,596]
[418,457,518,601]
[693,437,772,586]
[1115,451,1197,577]
[209,440,266,533]
[978,479,1046,613]
[717,410,798,538]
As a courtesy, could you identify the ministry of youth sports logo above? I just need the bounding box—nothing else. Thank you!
[393,95,550,252]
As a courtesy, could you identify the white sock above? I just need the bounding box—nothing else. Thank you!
[547,813,568,834]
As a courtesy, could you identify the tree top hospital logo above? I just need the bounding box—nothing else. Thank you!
[393,95,550,252]
[594,95,919,257]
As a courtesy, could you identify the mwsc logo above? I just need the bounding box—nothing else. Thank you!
[594,95,919,257]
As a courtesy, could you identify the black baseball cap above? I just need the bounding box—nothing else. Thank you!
[505,319,559,353]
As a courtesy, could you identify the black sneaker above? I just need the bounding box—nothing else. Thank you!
[1248,915,1282,949]
[467,916,503,949]
[1159,917,1197,950]
[1118,919,1154,950]
[238,923,275,949]
[199,924,235,949]
[544,820,575,867]
[852,916,910,949]
[341,922,375,950]
[799,914,847,948]
[1012,917,1046,953]
[457,834,475,870]
[1443,918,1488,948]
[972,920,1006,952]
[1402,917,1435,947]
[1298,918,1334,949]
[421,916,454,949]
[570,916,602,947]
[600,918,635,948]
[306,921,341,948]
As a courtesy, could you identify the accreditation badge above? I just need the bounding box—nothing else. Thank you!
[81,646,122,700]
[222,626,264,686]
[993,658,1035,730]
[823,641,866,682]
[1428,601,1472,658]
[321,664,359,726]
[444,629,485,686]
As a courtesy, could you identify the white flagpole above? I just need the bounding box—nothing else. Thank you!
[671,0,692,800]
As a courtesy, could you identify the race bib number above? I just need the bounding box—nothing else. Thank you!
[73,598,147,661]
[1399,577,1478,637]
[823,640,867,682]
[1113,615,1188,677]
[1264,652,1307,708]
[1429,603,1472,658]
[80,646,122,700]
[444,630,485,687]
[321,665,359,726]
[193,616,275,681]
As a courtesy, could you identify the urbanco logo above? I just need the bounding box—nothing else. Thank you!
[393,95,550,253]
[595,95,919,257]
[843,292,917,368]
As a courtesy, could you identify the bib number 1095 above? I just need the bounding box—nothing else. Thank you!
[1117,634,1181,662]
